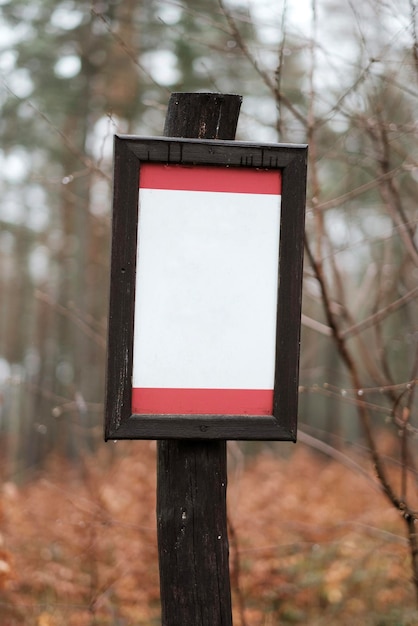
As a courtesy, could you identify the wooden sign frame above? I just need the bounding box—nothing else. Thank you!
[105,136,307,441]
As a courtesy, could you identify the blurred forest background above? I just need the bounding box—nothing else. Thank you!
[1,0,418,624]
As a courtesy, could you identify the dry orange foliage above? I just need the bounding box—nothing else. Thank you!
[0,441,417,625]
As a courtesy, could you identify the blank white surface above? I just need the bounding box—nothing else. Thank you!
[132,188,281,389]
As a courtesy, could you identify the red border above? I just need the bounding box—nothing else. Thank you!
[132,388,274,416]
[140,164,281,195]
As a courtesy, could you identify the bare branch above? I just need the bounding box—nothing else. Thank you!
[217,0,307,126]
[304,234,404,511]
[35,290,106,349]
[0,78,110,181]
[341,285,418,339]
[315,164,405,212]
[297,429,383,493]
[301,313,332,336]
[91,8,171,94]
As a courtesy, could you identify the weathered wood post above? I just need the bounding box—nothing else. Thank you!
[106,90,307,626]
[157,92,242,626]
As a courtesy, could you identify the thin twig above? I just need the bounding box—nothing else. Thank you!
[35,290,106,349]
[217,0,306,126]
[304,234,403,510]
[297,430,383,493]
[0,78,110,181]
[341,285,418,339]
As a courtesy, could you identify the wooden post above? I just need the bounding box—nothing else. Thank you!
[157,92,242,626]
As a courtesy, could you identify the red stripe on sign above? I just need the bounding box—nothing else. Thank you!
[132,388,274,415]
[139,164,281,195]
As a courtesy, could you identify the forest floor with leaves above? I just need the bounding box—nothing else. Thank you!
[0,438,417,626]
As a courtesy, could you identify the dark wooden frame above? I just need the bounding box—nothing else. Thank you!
[105,135,307,441]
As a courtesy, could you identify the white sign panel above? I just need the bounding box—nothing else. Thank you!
[132,164,281,415]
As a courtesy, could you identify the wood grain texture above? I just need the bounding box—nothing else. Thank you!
[163,92,241,140]
[122,134,306,168]
[157,93,239,626]
[158,438,231,626]
[104,138,139,438]
[114,415,295,441]
[274,150,308,440]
